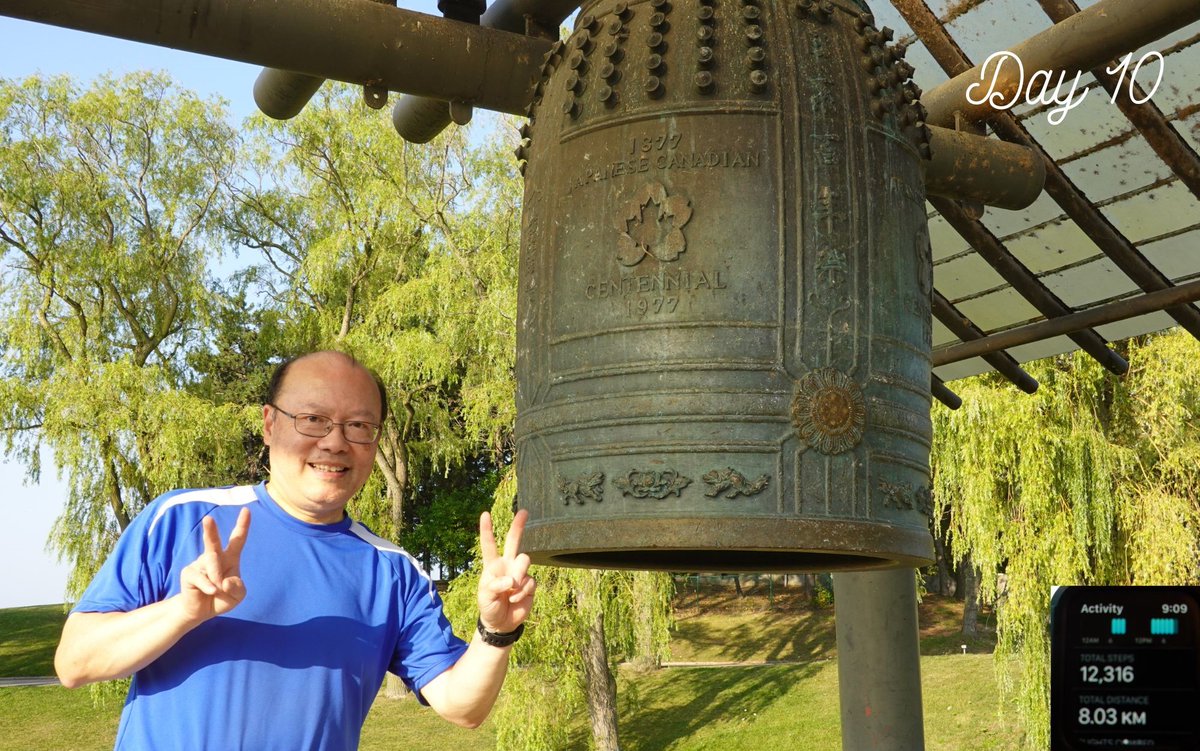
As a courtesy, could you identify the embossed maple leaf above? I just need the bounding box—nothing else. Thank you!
[615,182,693,267]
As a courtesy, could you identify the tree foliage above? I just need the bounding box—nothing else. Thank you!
[931,331,1200,749]
[0,70,527,586]
[227,87,521,543]
[404,461,500,578]
[0,73,255,597]
[23,71,1200,751]
[442,474,674,751]
[0,73,677,735]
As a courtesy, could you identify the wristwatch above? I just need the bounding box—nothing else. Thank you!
[477,617,525,647]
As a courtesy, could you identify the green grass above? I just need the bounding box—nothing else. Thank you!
[355,696,496,750]
[0,604,67,677]
[0,685,121,751]
[917,595,999,655]
[669,609,838,664]
[0,593,1020,750]
[922,655,1019,751]
[0,657,1016,751]
[602,656,1014,751]
[614,663,840,750]
[0,685,494,751]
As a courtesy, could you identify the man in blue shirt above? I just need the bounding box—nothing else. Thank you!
[54,350,536,750]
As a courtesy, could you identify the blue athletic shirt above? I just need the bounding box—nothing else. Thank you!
[74,483,469,751]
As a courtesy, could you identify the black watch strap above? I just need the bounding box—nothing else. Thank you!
[477,617,524,647]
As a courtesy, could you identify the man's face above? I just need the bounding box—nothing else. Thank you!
[262,353,382,525]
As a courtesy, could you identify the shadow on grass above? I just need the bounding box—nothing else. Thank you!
[671,609,837,664]
[0,605,67,677]
[614,663,824,751]
[673,588,734,610]
[673,594,997,662]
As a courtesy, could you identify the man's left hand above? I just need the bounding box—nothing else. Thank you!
[477,509,536,635]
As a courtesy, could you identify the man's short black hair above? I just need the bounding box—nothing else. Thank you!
[265,351,390,424]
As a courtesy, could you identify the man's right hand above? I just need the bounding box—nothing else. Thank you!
[180,508,251,623]
[55,507,253,688]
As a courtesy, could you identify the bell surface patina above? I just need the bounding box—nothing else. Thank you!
[515,0,935,571]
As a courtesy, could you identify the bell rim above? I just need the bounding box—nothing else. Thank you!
[521,515,934,573]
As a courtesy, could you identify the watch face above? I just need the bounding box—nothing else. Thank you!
[1051,586,1200,750]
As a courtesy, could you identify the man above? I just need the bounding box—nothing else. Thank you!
[55,350,536,750]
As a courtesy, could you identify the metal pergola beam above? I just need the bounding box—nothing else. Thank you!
[933,291,1039,393]
[914,0,1200,128]
[1035,0,1200,202]
[894,0,1200,376]
[929,195,1129,375]
[933,276,1200,366]
[993,110,1200,341]
[0,0,551,116]
[931,374,963,409]
[259,0,581,134]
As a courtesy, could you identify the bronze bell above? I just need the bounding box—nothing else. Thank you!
[515,0,935,572]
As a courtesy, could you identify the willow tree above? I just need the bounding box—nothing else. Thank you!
[226,86,520,542]
[0,73,255,598]
[442,475,674,751]
[931,330,1200,749]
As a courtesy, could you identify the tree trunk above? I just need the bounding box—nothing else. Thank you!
[582,608,621,751]
[932,531,956,597]
[382,673,410,700]
[629,573,661,672]
[961,553,980,638]
[101,440,131,531]
[337,285,356,341]
[374,424,408,538]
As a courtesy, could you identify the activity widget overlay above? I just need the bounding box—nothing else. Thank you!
[1051,586,1200,750]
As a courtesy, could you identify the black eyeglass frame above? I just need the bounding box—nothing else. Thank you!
[267,403,382,445]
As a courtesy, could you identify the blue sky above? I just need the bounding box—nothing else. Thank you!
[0,3,450,607]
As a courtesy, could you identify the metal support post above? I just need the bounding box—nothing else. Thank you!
[923,125,1045,210]
[391,0,576,142]
[832,568,926,751]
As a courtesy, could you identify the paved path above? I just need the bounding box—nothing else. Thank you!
[660,658,827,668]
[0,676,59,687]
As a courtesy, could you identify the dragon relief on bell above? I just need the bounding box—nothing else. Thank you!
[558,471,605,505]
[878,480,933,517]
[791,367,867,455]
[702,468,771,498]
[615,181,693,267]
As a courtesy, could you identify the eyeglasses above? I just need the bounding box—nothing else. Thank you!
[269,404,382,445]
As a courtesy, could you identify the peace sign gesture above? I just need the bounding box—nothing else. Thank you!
[477,509,536,634]
[179,508,251,624]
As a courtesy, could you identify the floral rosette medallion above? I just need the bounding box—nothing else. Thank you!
[791,368,867,455]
